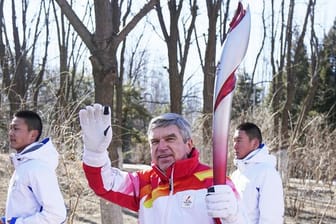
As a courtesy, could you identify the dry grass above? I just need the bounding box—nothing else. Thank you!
[285,179,336,224]
[0,106,335,223]
[0,151,335,224]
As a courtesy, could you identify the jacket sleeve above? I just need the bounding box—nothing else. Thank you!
[258,169,284,224]
[14,166,66,224]
[83,162,140,211]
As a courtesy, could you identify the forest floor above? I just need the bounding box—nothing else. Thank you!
[0,153,335,224]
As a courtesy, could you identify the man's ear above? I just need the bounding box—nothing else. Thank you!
[186,139,195,157]
[30,130,39,141]
[188,139,194,148]
[251,138,260,149]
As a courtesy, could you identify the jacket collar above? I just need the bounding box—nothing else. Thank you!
[152,148,200,182]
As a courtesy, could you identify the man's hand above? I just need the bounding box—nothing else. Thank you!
[206,185,238,222]
[79,103,112,153]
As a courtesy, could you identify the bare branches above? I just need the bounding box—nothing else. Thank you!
[116,0,157,44]
[54,0,94,52]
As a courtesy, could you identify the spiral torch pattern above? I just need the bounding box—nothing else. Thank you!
[212,1,251,185]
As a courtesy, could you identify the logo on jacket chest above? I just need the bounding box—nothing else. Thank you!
[181,194,194,208]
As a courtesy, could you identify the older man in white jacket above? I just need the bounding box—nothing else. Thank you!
[231,122,284,224]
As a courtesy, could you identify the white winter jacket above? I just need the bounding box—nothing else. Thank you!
[231,145,284,224]
[4,138,66,224]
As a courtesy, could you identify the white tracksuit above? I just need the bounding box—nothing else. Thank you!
[231,145,284,224]
[3,138,66,224]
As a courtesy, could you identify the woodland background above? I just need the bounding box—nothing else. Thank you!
[0,0,335,223]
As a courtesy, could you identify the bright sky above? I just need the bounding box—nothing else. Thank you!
[4,0,335,92]
[243,0,336,78]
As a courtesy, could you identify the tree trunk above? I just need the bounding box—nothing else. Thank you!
[200,0,221,163]
[290,0,317,144]
[156,0,197,114]
[91,52,122,224]
[54,1,157,223]
[100,199,123,224]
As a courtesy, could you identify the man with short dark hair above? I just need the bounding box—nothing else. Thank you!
[231,122,284,224]
[1,110,66,224]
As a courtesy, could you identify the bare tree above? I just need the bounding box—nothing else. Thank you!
[290,0,318,142]
[270,0,282,146]
[155,0,198,114]
[51,0,90,126]
[54,0,157,223]
[268,0,319,181]
[0,0,50,115]
[280,0,295,148]
[0,0,9,109]
[193,0,223,162]
[292,0,320,144]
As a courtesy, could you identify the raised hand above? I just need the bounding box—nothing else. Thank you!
[79,104,112,167]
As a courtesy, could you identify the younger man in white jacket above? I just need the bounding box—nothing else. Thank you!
[1,110,66,224]
[231,122,284,224]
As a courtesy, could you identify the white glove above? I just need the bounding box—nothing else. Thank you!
[206,185,238,223]
[79,104,112,166]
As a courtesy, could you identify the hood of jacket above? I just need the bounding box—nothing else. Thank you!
[10,137,59,170]
[234,144,276,171]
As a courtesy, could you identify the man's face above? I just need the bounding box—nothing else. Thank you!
[149,124,193,172]
[9,117,37,152]
[233,130,259,159]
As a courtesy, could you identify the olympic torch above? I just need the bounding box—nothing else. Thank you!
[212,1,251,185]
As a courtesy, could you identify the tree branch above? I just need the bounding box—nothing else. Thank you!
[116,0,157,44]
[54,0,95,52]
[156,1,169,41]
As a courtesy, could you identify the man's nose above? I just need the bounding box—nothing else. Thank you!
[157,139,168,149]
